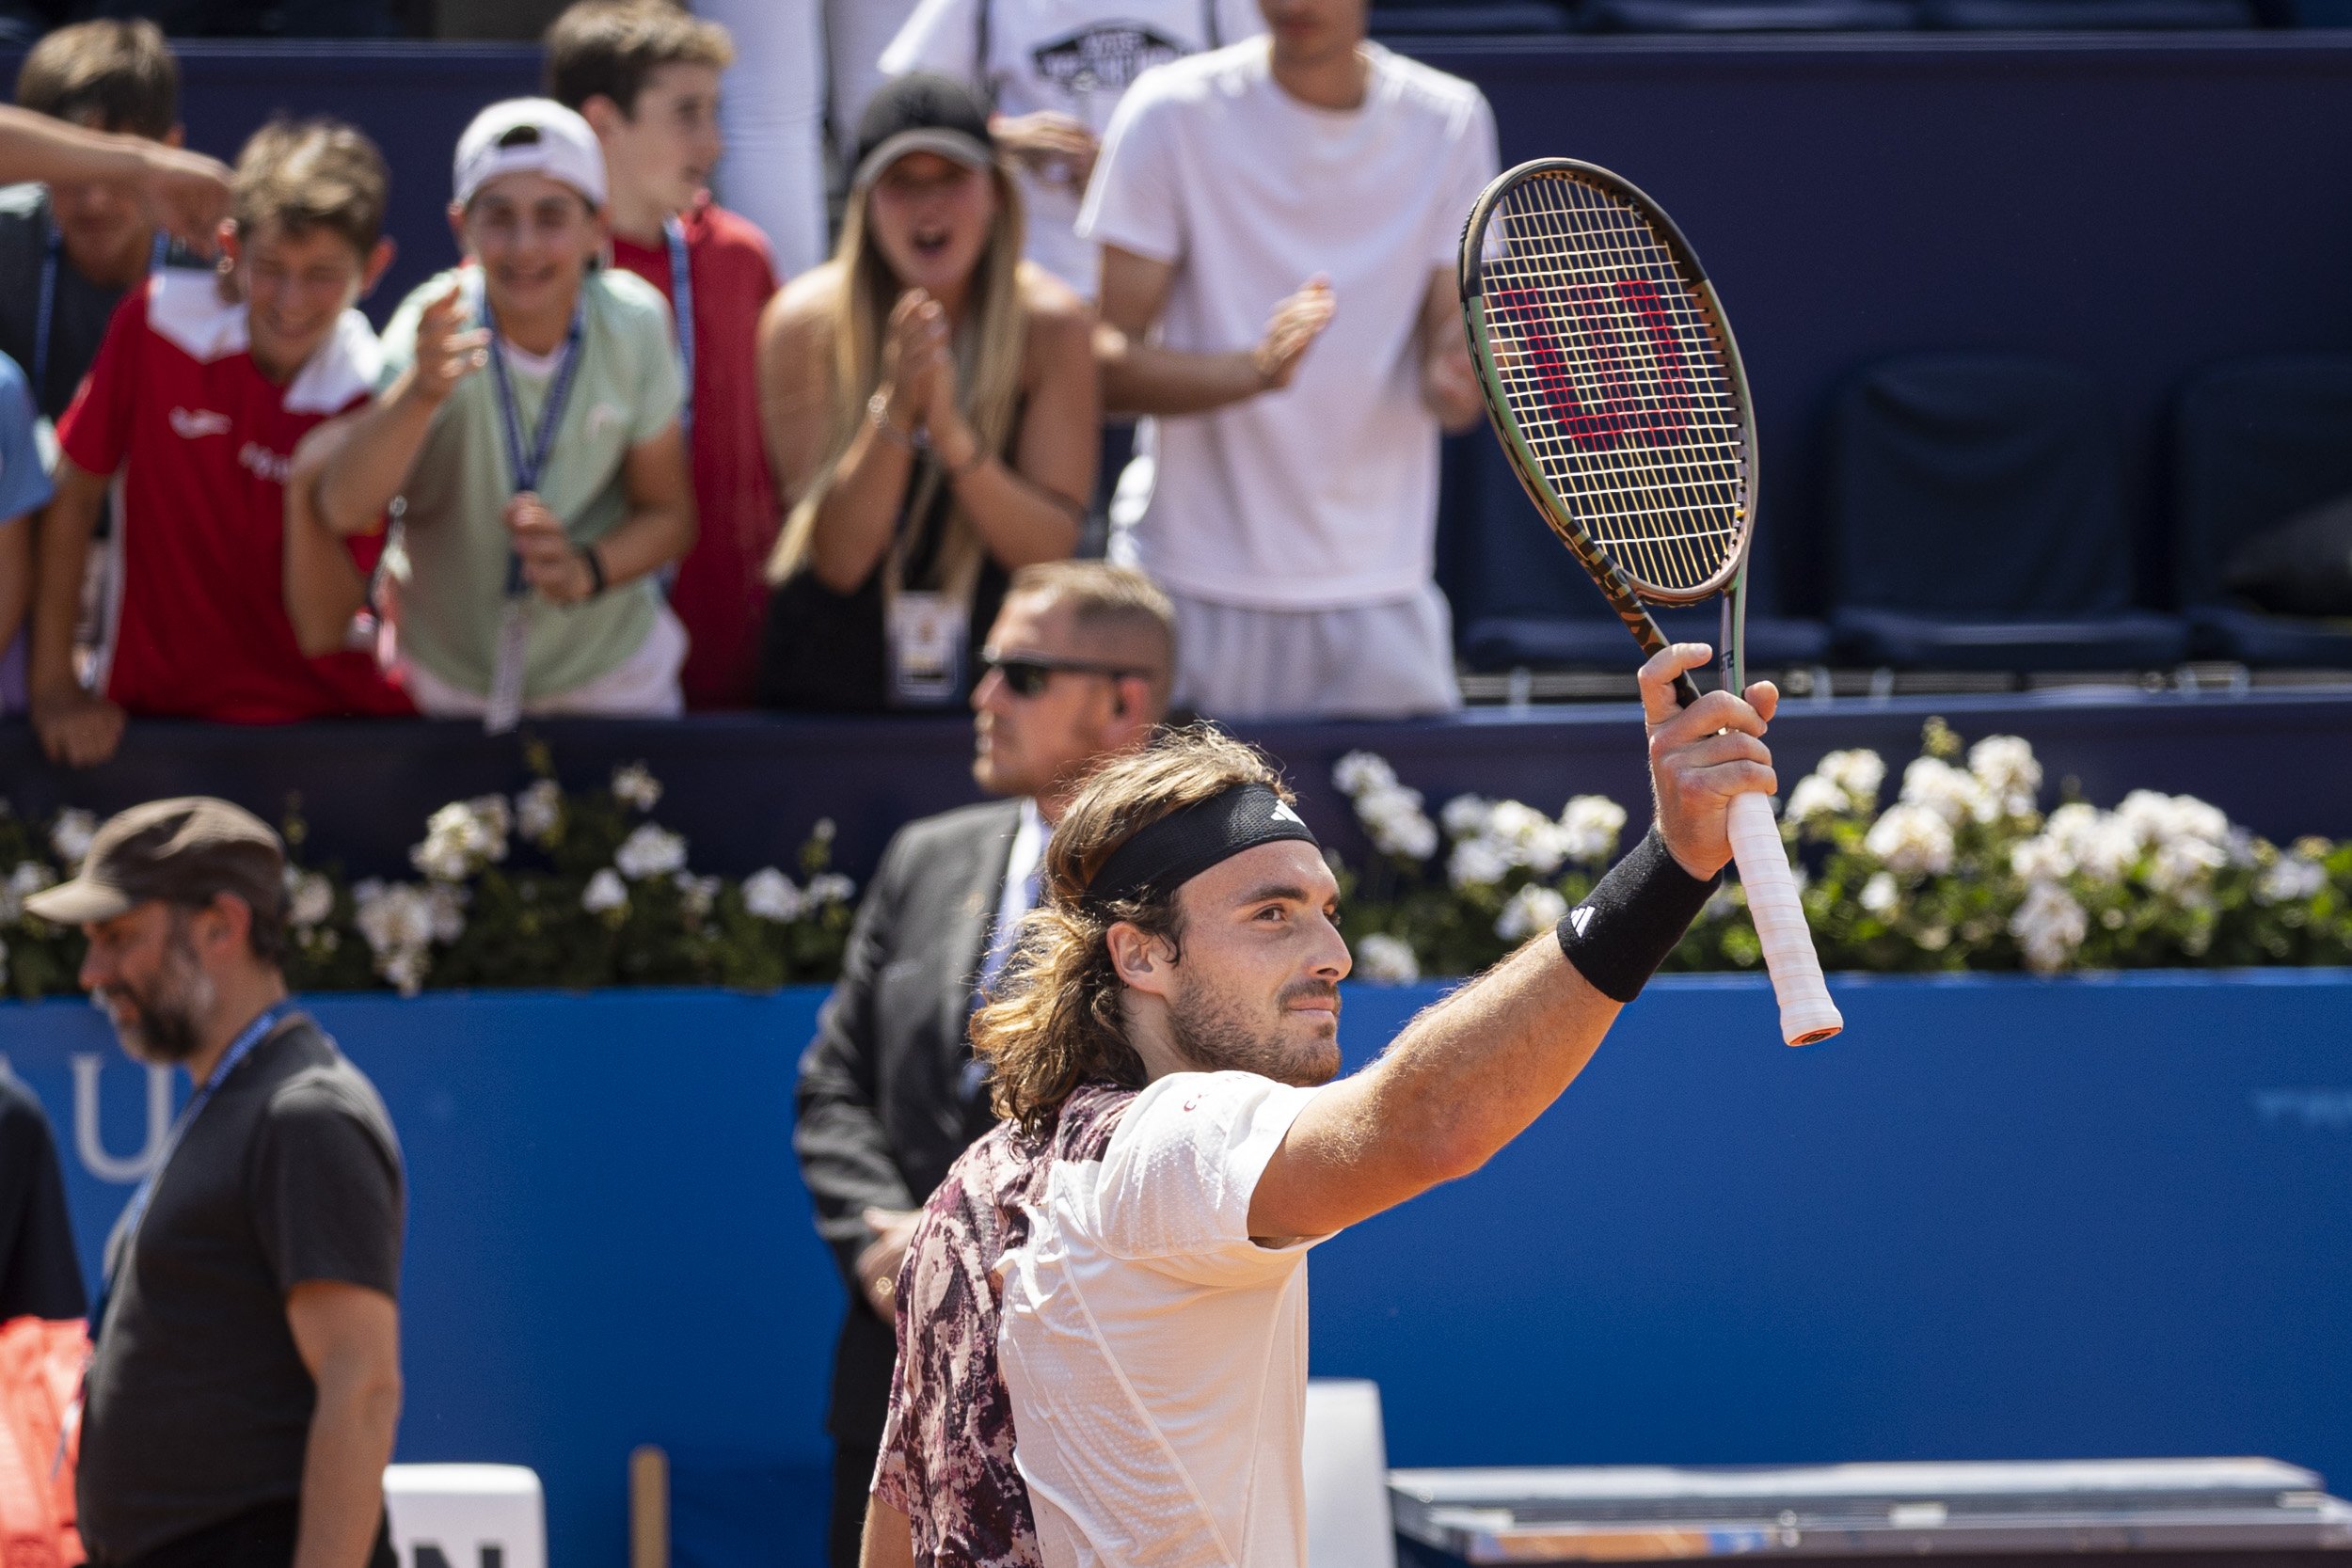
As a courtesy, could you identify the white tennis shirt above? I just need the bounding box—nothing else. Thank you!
[1078,39,1498,610]
[996,1069,1330,1567]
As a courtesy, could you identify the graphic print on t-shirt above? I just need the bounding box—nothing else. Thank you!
[1031,23,1184,105]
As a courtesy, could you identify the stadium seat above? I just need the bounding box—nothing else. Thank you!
[383,1465,546,1568]
[1371,1,1577,30]
[1826,353,2188,672]
[1442,436,1833,673]
[1304,1380,1397,1568]
[1919,0,2252,24]
[1584,0,1915,28]
[2171,354,2352,668]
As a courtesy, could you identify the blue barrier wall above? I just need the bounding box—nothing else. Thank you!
[5,973,2352,1568]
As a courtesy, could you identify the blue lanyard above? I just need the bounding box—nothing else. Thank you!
[37,216,169,403]
[482,278,587,597]
[91,1003,289,1336]
[664,216,694,436]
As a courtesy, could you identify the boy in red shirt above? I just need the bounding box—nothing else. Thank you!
[28,118,412,767]
[547,0,781,709]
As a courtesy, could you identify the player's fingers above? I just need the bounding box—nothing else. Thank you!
[1701,758,1778,801]
[1636,641,1711,725]
[1743,680,1780,725]
[1670,729,1772,775]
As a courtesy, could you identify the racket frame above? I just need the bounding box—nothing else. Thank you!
[1458,157,1762,705]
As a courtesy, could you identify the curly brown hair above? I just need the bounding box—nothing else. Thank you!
[970,725,1293,1134]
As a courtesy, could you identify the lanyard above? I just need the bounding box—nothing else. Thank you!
[663,216,693,436]
[90,1003,289,1337]
[482,280,587,596]
[37,217,168,403]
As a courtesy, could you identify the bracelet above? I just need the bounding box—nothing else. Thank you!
[1554,825,1721,1004]
[866,389,924,450]
[578,544,607,597]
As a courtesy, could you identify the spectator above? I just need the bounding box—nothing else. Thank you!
[0,352,56,716]
[28,118,411,770]
[755,73,1094,714]
[24,797,404,1568]
[547,0,783,710]
[1081,0,1496,719]
[879,0,1263,302]
[308,99,695,722]
[796,559,1173,1567]
[0,1067,85,1323]
[0,22,198,424]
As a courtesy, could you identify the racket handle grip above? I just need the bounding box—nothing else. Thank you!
[1724,792,1843,1047]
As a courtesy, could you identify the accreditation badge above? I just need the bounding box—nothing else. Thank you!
[886,591,967,707]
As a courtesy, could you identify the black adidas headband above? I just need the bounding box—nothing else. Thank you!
[1084,783,1320,908]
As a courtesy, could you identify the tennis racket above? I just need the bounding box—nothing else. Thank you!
[1458,157,1842,1047]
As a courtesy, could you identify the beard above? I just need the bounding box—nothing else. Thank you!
[97,920,215,1066]
[1167,974,1343,1088]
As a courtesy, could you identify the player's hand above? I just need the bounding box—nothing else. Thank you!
[130,142,232,258]
[411,285,489,407]
[503,493,590,605]
[878,288,951,439]
[30,682,127,769]
[1252,277,1335,392]
[1640,641,1778,879]
[855,1206,922,1325]
[991,111,1099,192]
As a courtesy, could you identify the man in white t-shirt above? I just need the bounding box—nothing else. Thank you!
[879,0,1263,300]
[861,641,1784,1567]
[1075,0,1496,720]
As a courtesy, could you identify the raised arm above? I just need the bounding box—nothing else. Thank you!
[313,284,486,539]
[27,460,124,768]
[1095,245,1333,418]
[1248,643,1780,1240]
[0,104,230,254]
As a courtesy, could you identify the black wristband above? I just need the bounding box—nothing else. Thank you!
[578,544,607,597]
[1555,825,1722,1004]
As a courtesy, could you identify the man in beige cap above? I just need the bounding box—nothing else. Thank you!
[28,798,406,1568]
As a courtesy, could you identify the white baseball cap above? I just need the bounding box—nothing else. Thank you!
[453,98,607,209]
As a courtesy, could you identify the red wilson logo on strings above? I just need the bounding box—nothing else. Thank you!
[1489,280,1697,450]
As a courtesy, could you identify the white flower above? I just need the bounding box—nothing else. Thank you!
[1783,775,1850,827]
[1354,932,1420,985]
[48,809,98,869]
[2010,880,2088,974]
[1899,756,1994,826]
[741,867,804,923]
[9,861,55,900]
[1862,802,1955,876]
[1700,882,1741,922]
[1485,800,1567,874]
[612,762,663,812]
[1557,796,1628,865]
[2010,834,2074,884]
[613,823,688,880]
[1816,749,1886,804]
[1332,751,1398,798]
[1358,784,1438,862]
[285,869,335,930]
[516,779,563,846]
[1447,836,1513,890]
[1859,871,1899,915]
[1495,883,1570,942]
[581,868,628,914]
[1967,736,2043,818]
[2257,854,2327,907]
[380,947,427,996]
[812,817,836,844]
[2044,802,2141,884]
[2147,837,2227,905]
[674,872,722,919]
[1440,794,1494,838]
[2117,789,2230,851]
[352,879,440,995]
[804,873,856,908]
[410,796,510,882]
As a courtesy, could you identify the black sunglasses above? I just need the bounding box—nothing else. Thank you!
[979,650,1142,698]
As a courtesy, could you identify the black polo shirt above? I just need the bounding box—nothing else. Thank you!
[0,1069,87,1320]
[77,1012,404,1565]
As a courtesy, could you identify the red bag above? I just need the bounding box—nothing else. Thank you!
[0,1317,87,1568]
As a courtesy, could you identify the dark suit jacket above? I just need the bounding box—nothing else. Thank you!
[794,797,1022,1449]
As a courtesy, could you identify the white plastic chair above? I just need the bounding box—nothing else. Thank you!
[383,1464,547,1568]
[1304,1378,1397,1568]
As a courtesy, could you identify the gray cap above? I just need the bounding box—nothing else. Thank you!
[25,797,285,927]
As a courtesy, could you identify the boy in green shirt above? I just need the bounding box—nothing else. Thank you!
[301,97,695,724]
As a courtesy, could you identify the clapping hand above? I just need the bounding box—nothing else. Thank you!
[1252,276,1336,392]
[504,492,592,606]
[992,110,1099,192]
[877,288,953,439]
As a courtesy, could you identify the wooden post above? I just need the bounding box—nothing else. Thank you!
[628,1445,668,1568]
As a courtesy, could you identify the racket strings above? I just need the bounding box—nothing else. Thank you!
[1479,171,1747,596]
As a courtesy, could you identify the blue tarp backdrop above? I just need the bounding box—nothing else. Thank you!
[3,973,2350,1568]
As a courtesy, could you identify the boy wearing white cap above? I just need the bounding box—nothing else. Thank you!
[300,97,696,724]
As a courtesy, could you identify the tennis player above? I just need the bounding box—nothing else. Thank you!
[862,640,1778,1566]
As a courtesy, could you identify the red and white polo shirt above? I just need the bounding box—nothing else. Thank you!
[57,268,413,722]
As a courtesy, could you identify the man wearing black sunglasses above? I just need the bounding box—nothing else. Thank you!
[793,560,1174,1565]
